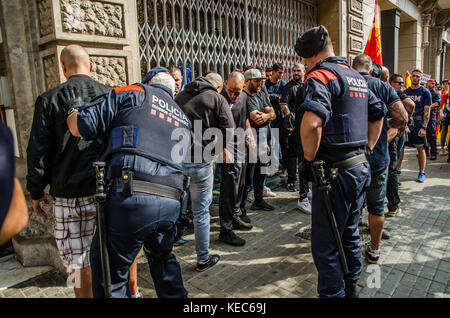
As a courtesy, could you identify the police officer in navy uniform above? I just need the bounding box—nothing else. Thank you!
[295,26,386,298]
[60,67,191,298]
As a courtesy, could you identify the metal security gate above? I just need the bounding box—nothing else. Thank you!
[137,0,317,82]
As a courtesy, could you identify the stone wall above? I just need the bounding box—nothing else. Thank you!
[0,0,139,272]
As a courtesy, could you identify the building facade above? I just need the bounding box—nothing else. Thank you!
[0,0,449,271]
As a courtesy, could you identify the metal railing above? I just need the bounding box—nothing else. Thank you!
[137,0,317,82]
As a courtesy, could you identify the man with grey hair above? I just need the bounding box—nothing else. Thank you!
[61,66,191,298]
[150,71,176,95]
[175,72,235,270]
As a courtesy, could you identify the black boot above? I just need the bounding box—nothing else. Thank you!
[344,280,359,298]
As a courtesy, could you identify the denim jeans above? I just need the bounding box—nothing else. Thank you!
[183,162,214,263]
[366,167,389,216]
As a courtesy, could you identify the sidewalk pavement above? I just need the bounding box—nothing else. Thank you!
[0,147,449,298]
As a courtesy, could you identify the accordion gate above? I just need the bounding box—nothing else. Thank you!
[137,0,317,82]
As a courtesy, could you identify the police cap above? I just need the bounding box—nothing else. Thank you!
[295,25,329,58]
[142,67,170,84]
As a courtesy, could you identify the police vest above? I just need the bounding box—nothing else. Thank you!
[319,62,369,148]
[107,84,192,171]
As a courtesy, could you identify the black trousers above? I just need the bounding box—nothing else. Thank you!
[285,131,309,199]
[426,112,437,157]
[386,138,400,211]
[219,162,246,233]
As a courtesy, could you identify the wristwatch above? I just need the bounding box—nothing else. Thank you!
[66,107,78,117]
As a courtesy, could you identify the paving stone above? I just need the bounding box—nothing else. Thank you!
[413,277,433,292]
[1,149,448,299]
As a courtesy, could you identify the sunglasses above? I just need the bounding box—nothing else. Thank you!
[394,81,404,85]
[412,75,421,78]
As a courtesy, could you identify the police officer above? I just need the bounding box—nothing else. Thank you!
[295,26,386,298]
[60,67,191,298]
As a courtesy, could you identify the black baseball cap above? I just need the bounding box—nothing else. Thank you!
[295,25,329,58]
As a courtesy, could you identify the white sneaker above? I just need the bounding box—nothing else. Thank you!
[263,186,277,197]
[247,191,255,203]
[297,198,312,215]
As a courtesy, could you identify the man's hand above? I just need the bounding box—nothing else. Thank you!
[31,195,49,218]
[418,127,426,137]
[58,86,83,116]
[253,111,265,125]
[387,127,399,143]
[246,136,256,149]
[222,148,234,164]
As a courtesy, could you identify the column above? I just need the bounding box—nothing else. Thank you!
[381,9,401,74]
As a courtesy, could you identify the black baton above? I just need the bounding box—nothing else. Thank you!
[93,161,112,298]
[311,161,349,275]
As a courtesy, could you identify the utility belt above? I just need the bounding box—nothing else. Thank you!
[310,154,368,186]
[108,166,190,211]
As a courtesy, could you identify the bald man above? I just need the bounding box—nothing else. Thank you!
[26,44,111,298]
[218,71,256,246]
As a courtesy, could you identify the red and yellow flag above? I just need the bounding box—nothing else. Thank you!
[405,71,412,88]
[364,0,383,66]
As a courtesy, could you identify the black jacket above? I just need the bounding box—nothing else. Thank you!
[175,77,234,163]
[26,75,110,200]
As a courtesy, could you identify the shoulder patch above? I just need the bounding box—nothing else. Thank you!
[113,84,145,93]
[306,69,338,85]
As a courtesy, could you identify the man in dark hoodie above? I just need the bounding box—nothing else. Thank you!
[175,72,235,271]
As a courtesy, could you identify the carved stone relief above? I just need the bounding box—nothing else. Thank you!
[348,0,363,18]
[349,15,364,37]
[348,34,364,54]
[60,0,125,38]
[90,56,128,87]
[38,0,54,37]
[347,0,364,56]
[42,54,60,90]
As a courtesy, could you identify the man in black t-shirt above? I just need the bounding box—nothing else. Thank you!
[218,71,256,246]
[242,69,276,212]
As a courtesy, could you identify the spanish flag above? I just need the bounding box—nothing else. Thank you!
[405,71,412,88]
[364,0,383,66]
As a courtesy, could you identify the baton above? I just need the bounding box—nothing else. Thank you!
[312,161,349,275]
[93,161,112,298]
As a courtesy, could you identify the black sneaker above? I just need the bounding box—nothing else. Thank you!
[196,255,220,272]
[344,280,359,298]
[382,229,390,240]
[232,216,253,230]
[286,183,297,192]
[240,211,252,224]
[250,200,275,211]
[218,231,246,246]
